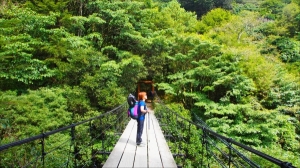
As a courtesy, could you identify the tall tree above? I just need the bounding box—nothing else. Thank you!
[25,0,69,14]
[260,0,285,19]
[281,2,300,37]
[178,0,214,18]
[178,0,233,18]
[0,5,57,88]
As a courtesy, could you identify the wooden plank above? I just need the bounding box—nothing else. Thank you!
[148,113,163,168]
[118,120,137,167]
[133,116,148,168]
[152,115,178,168]
[103,105,177,168]
[134,146,148,168]
[102,119,135,168]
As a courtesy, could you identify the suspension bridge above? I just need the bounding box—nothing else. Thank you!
[103,104,176,167]
[0,95,297,168]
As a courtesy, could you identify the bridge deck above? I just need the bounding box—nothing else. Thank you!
[102,105,177,168]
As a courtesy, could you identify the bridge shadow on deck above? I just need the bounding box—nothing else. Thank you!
[102,103,177,168]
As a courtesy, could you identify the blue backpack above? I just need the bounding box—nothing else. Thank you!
[127,93,136,108]
[127,102,138,120]
[127,93,138,119]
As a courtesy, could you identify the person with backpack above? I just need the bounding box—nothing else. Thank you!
[136,92,148,146]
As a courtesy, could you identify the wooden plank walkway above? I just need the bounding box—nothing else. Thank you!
[103,104,177,168]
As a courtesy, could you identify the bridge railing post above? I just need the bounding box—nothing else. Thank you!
[200,127,204,168]
[71,124,77,167]
[227,138,232,168]
[88,120,96,166]
[201,127,208,168]
[100,118,104,152]
[40,133,46,168]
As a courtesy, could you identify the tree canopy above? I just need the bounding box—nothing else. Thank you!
[0,0,299,167]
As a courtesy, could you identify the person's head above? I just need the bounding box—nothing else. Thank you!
[138,92,147,100]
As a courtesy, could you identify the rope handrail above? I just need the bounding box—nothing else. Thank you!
[0,103,127,152]
[0,93,297,168]
[154,93,296,168]
[0,102,129,168]
[194,114,260,167]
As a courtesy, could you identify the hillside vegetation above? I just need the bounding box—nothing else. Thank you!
[0,0,299,167]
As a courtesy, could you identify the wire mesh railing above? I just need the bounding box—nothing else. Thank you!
[0,103,129,168]
[154,94,296,168]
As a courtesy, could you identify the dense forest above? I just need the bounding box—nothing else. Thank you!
[0,0,299,167]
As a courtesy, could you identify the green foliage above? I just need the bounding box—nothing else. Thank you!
[0,6,57,85]
[63,86,92,117]
[281,2,300,37]
[201,102,298,150]
[80,60,122,108]
[155,103,204,167]
[158,12,300,162]
[178,0,233,18]
[0,0,299,166]
[119,55,148,93]
[261,70,300,109]
[260,0,285,19]
[273,37,300,62]
[158,54,256,107]
[25,0,69,14]
[172,37,221,66]
[206,11,264,46]
[198,8,233,33]
[239,52,277,94]
[231,1,260,14]
[157,1,199,33]
[0,88,72,141]
[253,145,300,167]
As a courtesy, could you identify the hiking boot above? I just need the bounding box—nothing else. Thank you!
[137,143,146,147]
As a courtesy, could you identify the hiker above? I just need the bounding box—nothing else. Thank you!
[136,92,148,146]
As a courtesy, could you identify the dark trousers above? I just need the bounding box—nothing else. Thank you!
[136,119,145,144]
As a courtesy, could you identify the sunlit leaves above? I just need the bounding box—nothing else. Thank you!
[159,1,199,33]
[198,8,233,33]
[86,13,106,33]
[0,6,58,84]
[261,70,300,109]
[0,0,299,166]
[245,59,275,91]
[0,88,72,139]
[157,83,176,95]
[119,55,147,93]
[203,103,298,148]
[67,16,88,36]
[25,0,69,14]
[206,10,263,46]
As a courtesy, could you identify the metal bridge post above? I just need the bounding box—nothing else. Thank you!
[89,121,92,134]
[40,133,46,168]
[100,118,104,152]
[201,127,206,168]
[188,123,191,138]
[71,125,77,167]
[177,114,181,157]
[227,138,233,168]
[89,121,96,166]
[116,111,120,133]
